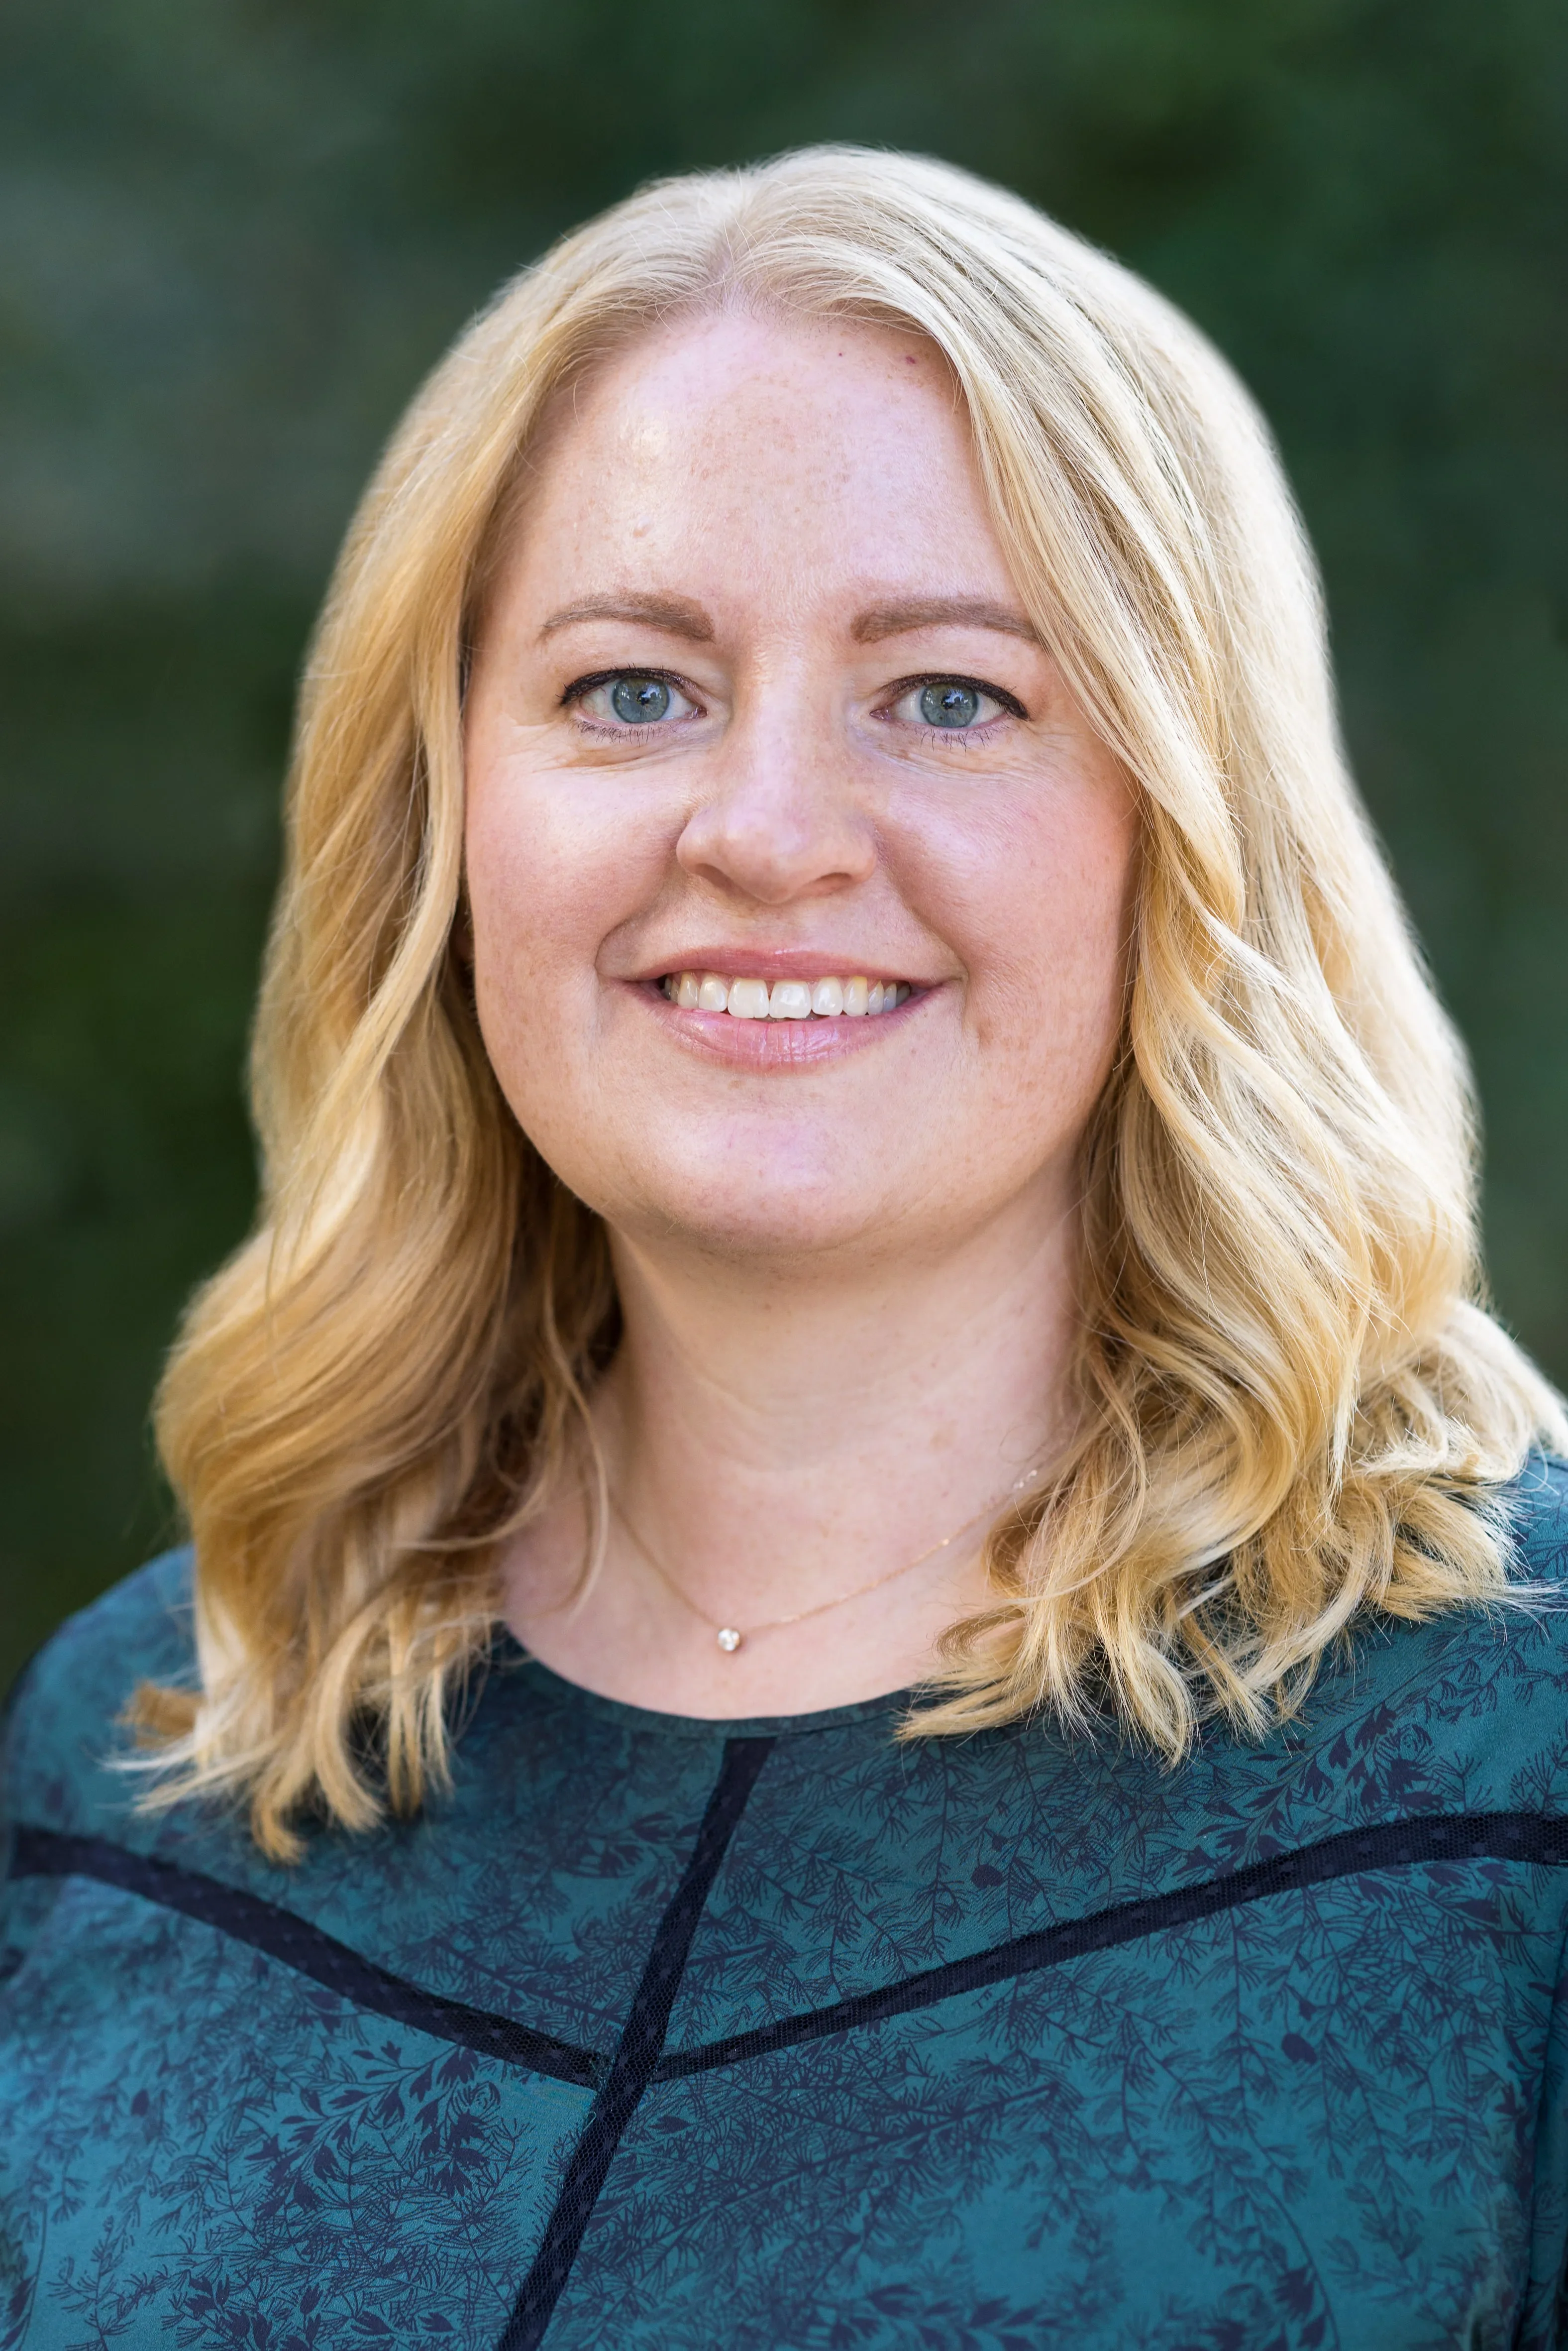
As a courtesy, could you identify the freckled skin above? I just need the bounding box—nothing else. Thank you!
[464,311,1141,1713]
[464,313,1137,1268]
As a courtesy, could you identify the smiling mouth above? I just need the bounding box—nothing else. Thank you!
[658,971,915,1019]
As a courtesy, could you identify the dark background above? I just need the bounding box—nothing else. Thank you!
[3,0,1565,1693]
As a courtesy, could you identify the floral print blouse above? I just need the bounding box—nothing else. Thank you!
[3,1459,1568,2349]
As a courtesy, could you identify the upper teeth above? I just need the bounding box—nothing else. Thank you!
[660,972,913,1018]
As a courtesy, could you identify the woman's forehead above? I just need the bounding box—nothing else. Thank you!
[494,311,1012,627]
[543,306,954,439]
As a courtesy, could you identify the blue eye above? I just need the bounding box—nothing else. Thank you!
[886,676,1017,734]
[569,671,698,730]
[919,682,982,728]
[610,675,672,723]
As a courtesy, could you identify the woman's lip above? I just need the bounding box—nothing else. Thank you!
[625,978,930,1065]
[622,948,930,986]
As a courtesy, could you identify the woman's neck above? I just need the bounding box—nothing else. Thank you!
[502,1185,1079,1716]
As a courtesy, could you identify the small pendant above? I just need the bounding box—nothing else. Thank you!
[716,1627,742,1654]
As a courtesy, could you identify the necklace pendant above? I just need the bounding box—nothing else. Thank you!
[716,1627,743,1654]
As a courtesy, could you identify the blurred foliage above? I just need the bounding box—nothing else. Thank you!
[2,0,1566,1687]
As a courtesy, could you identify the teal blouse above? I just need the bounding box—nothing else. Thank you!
[3,1459,1568,2349]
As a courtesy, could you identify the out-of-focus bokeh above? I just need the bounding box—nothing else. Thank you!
[3,0,1566,1689]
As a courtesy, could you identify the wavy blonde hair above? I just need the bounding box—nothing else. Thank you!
[141,145,1563,1859]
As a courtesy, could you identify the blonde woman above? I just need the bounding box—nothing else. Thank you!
[2,147,1566,2350]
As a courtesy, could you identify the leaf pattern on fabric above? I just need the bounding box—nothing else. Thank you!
[1,1460,1567,2348]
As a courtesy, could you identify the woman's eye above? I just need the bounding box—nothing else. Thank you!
[887,678,1016,732]
[571,672,697,727]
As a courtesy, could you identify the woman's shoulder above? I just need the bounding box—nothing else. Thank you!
[1285,1454,1568,1809]
[1501,1449,1568,1584]
[2,1547,196,1837]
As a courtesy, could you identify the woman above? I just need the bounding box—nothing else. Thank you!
[2,145,1565,2349]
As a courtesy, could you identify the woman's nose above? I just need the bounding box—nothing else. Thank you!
[673,704,878,906]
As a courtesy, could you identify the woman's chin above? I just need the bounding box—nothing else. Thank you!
[598,1165,922,1265]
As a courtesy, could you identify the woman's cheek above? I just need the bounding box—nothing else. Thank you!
[887,777,1132,1034]
[466,767,632,996]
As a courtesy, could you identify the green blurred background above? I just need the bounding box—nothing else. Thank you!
[2,0,1566,1690]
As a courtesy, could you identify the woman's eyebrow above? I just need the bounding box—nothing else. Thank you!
[852,596,1041,645]
[536,592,715,643]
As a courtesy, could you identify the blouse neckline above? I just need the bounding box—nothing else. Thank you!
[487,1632,918,1742]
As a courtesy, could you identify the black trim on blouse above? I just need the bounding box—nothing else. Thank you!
[15,1806,1568,2088]
[14,1795,1568,2343]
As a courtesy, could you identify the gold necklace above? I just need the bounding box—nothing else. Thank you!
[610,1470,1043,1656]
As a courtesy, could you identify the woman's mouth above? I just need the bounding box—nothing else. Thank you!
[658,971,914,1019]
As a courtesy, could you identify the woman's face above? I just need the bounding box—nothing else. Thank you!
[463,311,1137,1267]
